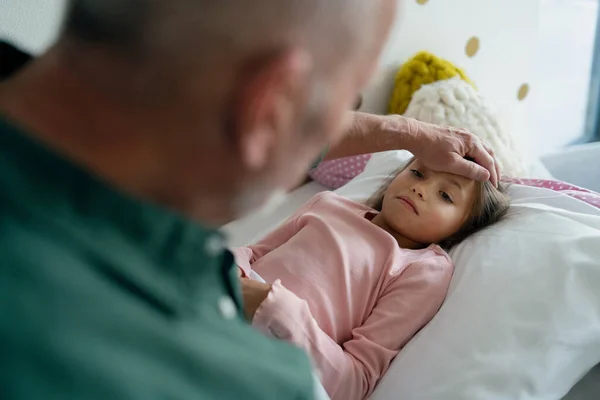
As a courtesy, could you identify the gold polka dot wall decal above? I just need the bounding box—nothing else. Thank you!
[517,83,530,101]
[465,36,480,57]
[416,0,429,4]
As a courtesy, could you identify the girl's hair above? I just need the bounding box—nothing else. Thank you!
[366,158,510,250]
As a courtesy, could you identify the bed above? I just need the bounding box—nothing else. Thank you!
[223,147,600,400]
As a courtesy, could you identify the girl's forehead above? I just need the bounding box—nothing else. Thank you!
[408,160,473,185]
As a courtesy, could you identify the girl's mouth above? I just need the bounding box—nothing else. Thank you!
[397,196,419,215]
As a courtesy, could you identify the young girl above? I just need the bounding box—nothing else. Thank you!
[233,158,509,400]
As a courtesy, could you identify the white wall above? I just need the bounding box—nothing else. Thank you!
[360,0,598,158]
[0,0,67,54]
[360,0,539,157]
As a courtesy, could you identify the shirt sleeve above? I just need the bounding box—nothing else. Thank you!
[231,193,325,277]
[252,255,453,400]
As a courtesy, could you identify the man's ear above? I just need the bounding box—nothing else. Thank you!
[231,49,312,171]
[353,94,363,111]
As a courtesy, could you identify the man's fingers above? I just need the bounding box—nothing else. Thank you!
[494,159,501,186]
[467,144,498,186]
[482,143,501,186]
[450,153,490,182]
[447,126,498,185]
[422,124,501,185]
[492,150,502,186]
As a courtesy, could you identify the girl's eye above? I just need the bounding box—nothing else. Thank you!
[411,169,424,179]
[440,191,454,204]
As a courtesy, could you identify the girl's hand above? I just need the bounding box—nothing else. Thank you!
[240,278,272,321]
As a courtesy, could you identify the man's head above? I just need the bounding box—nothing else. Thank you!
[4,0,398,224]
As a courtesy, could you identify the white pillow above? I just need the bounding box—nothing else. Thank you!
[336,152,600,400]
[335,150,414,202]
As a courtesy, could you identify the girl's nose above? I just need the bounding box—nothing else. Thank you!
[412,186,424,199]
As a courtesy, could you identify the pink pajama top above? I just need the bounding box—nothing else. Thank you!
[233,192,453,400]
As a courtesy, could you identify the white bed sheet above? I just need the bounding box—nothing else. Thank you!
[223,181,327,247]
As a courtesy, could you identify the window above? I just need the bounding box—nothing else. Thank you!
[534,0,599,151]
[585,1,600,142]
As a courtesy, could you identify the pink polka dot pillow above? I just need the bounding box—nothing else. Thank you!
[309,154,372,189]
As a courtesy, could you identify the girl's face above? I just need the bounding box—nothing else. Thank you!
[379,159,478,246]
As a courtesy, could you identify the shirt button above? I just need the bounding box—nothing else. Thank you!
[218,296,237,320]
[205,234,224,256]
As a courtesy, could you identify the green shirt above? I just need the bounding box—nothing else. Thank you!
[0,117,315,400]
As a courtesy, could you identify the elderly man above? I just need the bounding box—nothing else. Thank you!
[0,1,497,399]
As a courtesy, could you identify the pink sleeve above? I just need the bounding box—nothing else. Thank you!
[252,255,453,400]
[231,193,325,276]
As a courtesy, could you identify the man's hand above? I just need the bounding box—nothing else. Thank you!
[240,278,272,321]
[390,116,500,186]
[327,112,500,187]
